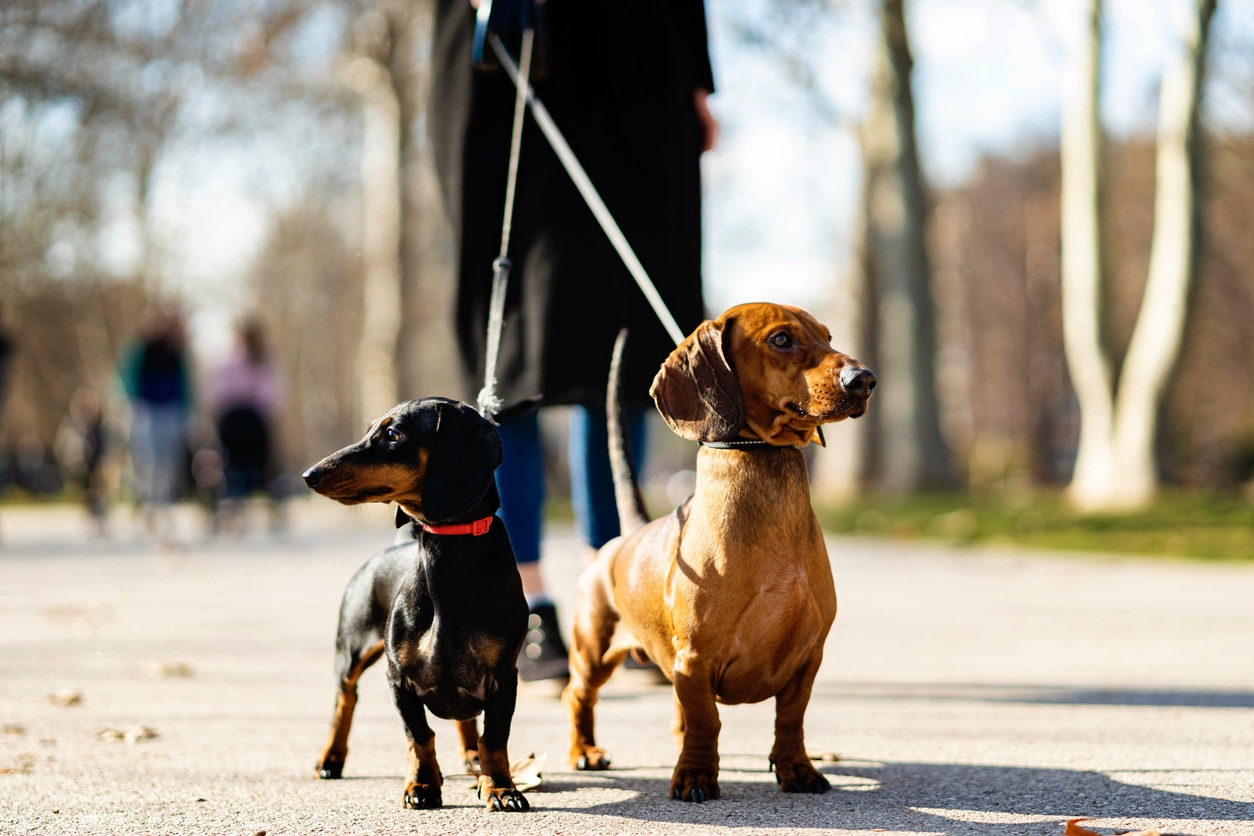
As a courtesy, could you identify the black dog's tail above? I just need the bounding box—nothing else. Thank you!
[608,329,650,535]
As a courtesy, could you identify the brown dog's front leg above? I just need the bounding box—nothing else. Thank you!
[670,666,721,802]
[769,656,830,794]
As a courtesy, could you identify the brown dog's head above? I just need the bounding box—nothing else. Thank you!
[301,398,501,524]
[650,302,875,447]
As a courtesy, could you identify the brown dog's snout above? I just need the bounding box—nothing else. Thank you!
[839,366,876,398]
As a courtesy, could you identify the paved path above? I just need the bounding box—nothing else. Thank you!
[1,501,1252,835]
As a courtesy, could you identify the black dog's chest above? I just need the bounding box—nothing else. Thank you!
[385,560,523,721]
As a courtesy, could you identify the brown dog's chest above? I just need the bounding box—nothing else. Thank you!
[614,449,837,705]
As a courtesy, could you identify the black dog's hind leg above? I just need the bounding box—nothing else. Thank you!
[389,672,444,810]
[475,671,529,811]
[457,719,481,774]
[315,639,384,779]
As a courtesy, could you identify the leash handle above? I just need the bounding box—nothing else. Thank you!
[486,31,686,348]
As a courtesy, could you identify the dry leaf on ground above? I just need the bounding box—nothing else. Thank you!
[1064,817,1163,836]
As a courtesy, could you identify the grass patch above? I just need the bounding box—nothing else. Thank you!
[813,489,1254,561]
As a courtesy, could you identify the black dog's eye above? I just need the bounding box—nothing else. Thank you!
[385,426,405,444]
[768,330,794,349]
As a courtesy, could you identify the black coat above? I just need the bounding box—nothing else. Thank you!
[430,0,714,411]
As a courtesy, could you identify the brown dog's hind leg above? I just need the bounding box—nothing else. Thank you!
[315,640,384,779]
[562,579,625,771]
[768,656,830,794]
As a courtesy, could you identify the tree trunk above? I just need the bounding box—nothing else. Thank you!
[859,0,953,495]
[1063,0,1217,511]
[1059,0,1114,508]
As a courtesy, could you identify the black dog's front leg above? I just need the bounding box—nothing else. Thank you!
[476,671,529,811]
[389,672,444,810]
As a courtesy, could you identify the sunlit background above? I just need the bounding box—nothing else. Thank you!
[2,0,1253,543]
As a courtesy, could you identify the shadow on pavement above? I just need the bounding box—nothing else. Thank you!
[817,681,1254,709]
[556,760,1251,835]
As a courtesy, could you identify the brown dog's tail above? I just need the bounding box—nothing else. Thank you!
[608,328,650,534]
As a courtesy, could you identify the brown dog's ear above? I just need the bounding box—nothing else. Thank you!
[649,319,744,443]
[422,399,503,522]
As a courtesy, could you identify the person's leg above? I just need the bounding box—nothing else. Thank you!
[494,411,567,682]
[569,404,648,554]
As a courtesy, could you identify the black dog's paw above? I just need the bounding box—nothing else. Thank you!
[402,782,443,809]
[480,785,530,812]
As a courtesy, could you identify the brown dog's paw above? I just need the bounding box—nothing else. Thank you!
[315,756,343,780]
[573,747,612,771]
[478,781,530,812]
[771,759,831,794]
[402,781,443,809]
[670,768,720,803]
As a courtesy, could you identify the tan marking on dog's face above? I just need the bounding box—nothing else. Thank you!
[720,303,873,446]
[306,414,430,507]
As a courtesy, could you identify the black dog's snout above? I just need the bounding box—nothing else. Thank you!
[840,367,877,398]
[303,466,325,490]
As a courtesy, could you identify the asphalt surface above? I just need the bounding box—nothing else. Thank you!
[1,500,1252,836]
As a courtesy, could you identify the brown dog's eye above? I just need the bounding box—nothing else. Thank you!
[768,331,793,349]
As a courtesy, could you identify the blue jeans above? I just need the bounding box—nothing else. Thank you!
[495,405,647,564]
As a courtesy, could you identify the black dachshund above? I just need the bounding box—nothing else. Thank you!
[303,398,529,812]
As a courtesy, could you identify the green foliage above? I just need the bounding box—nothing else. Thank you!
[814,490,1254,561]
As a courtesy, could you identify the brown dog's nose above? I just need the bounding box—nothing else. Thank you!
[839,367,876,398]
[303,466,325,490]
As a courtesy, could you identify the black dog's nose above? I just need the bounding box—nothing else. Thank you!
[840,367,877,398]
[303,466,324,490]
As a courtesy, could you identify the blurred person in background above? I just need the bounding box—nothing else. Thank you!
[206,317,284,534]
[120,306,193,542]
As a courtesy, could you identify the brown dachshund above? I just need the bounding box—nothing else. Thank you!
[562,303,876,802]
[303,398,530,812]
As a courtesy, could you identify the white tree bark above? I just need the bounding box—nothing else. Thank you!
[1060,0,1115,508]
[1063,0,1217,511]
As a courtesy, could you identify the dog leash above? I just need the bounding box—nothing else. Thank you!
[474,12,687,422]
[484,32,686,349]
[476,23,536,421]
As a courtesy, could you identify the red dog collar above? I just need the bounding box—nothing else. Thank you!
[421,516,494,536]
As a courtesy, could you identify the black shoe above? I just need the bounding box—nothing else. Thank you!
[518,603,569,683]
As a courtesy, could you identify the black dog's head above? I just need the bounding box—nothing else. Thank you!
[302,398,502,525]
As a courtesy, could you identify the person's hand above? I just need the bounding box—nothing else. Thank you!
[694,89,718,153]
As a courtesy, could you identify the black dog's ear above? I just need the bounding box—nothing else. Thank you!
[423,399,503,522]
[395,506,413,528]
